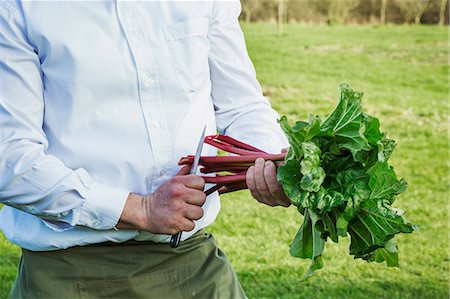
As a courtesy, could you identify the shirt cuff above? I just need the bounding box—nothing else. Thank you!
[76,182,130,230]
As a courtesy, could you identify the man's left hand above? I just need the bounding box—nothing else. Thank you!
[246,157,291,207]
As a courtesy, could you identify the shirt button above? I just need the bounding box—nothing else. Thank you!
[152,121,160,128]
[160,170,166,176]
[93,221,100,228]
[143,76,151,83]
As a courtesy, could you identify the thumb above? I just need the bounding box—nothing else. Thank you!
[176,164,192,176]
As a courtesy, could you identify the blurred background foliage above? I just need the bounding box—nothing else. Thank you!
[240,0,449,26]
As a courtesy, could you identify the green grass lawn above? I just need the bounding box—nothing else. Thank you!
[1,24,448,298]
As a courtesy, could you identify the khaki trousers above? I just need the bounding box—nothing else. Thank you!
[9,231,247,299]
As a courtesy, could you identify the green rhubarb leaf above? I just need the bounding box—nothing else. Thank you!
[348,197,415,261]
[290,209,325,279]
[366,137,397,168]
[277,159,303,205]
[373,238,399,267]
[279,115,325,160]
[335,169,369,196]
[335,169,371,236]
[321,153,359,180]
[300,142,325,192]
[377,138,396,162]
[304,115,321,141]
[285,147,295,161]
[278,116,307,159]
[320,84,371,162]
[358,237,399,267]
[363,115,383,145]
[315,210,340,242]
[278,159,344,212]
[294,187,346,212]
[367,161,408,203]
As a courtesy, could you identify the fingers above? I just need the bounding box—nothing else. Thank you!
[246,165,264,203]
[175,165,205,190]
[173,174,205,191]
[176,165,191,175]
[183,204,204,221]
[171,202,202,233]
[247,157,291,207]
[173,217,196,234]
[253,158,275,205]
[263,161,291,207]
[184,189,206,206]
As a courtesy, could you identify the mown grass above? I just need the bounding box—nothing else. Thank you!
[0,24,448,298]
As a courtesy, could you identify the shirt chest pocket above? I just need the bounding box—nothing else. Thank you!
[163,18,210,94]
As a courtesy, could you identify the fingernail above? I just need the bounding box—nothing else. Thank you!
[256,158,264,165]
[265,161,272,167]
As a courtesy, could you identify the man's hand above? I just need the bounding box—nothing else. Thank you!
[117,165,206,235]
[246,156,291,207]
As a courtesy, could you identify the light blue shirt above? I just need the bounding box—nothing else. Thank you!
[0,0,288,251]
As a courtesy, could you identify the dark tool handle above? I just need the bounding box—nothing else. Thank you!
[170,232,182,248]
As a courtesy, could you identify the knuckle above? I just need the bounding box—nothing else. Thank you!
[170,185,184,197]
[172,201,185,213]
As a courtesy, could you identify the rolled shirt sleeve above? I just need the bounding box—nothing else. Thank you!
[208,1,289,153]
[0,2,129,231]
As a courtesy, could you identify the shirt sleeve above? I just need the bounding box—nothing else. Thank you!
[0,2,129,231]
[208,1,289,153]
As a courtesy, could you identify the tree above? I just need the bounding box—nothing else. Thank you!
[311,0,361,24]
[278,0,286,35]
[380,0,388,23]
[241,0,263,23]
[395,0,431,23]
[438,0,448,25]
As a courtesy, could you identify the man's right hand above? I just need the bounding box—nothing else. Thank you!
[116,165,206,235]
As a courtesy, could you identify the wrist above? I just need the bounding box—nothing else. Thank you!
[116,192,146,230]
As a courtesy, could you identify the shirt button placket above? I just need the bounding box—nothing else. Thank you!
[122,5,172,190]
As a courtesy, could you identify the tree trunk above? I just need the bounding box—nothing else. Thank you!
[369,0,377,23]
[439,0,447,25]
[278,0,285,36]
[380,0,388,24]
[414,14,421,24]
[242,6,251,23]
[245,11,252,23]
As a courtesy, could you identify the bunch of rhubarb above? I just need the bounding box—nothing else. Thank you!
[179,134,285,194]
[179,84,416,278]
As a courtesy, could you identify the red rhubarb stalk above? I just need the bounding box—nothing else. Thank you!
[202,174,247,184]
[178,154,285,166]
[205,135,267,156]
[218,181,248,194]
